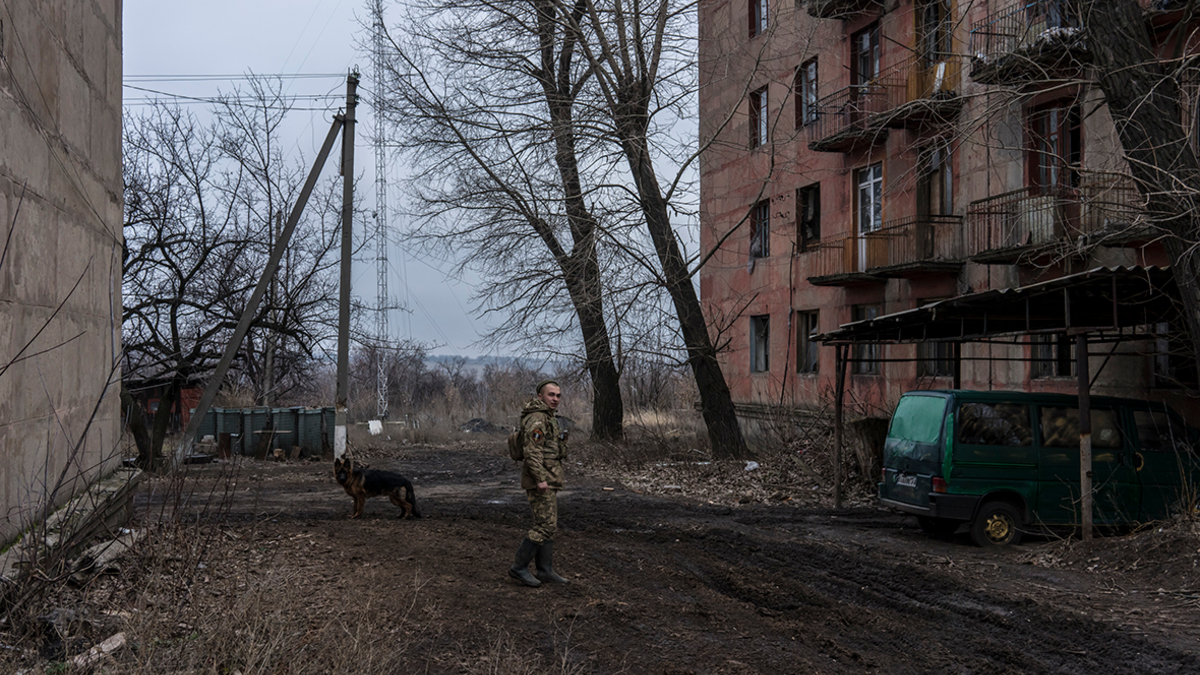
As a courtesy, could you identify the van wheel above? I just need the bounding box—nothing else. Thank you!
[916,516,960,536]
[970,502,1023,548]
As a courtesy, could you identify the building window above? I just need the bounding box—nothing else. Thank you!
[750,199,770,258]
[1031,333,1074,378]
[916,298,953,376]
[795,58,818,127]
[851,23,881,87]
[797,183,820,251]
[1153,322,1198,387]
[750,86,769,147]
[749,0,768,38]
[918,142,952,217]
[797,310,819,374]
[916,0,952,65]
[856,163,883,235]
[1028,102,1081,191]
[852,304,880,374]
[751,315,770,372]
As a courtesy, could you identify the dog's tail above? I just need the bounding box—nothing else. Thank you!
[407,484,422,518]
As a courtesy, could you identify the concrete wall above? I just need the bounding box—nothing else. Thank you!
[0,0,123,542]
[698,0,1192,424]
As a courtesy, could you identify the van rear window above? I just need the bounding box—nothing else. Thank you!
[957,403,1032,447]
[888,395,947,444]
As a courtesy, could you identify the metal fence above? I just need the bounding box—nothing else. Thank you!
[196,406,335,457]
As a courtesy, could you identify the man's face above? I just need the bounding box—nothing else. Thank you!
[538,383,562,410]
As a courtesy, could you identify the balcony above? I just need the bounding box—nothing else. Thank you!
[878,54,965,129]
[968,0,1088,86]
[803,215,963,286]
[807,0,882,20]
[805,84,890,153]
[964,181,1148,264]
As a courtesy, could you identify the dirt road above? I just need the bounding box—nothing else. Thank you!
[142,441,1200,674]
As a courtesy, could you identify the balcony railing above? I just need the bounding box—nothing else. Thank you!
[878,53,965,129]
[803,214,964,285]
[803,56,964,150]
[871,214,964,276]
[968,0,1087,85]
[964,180,1147,262]
[804,84,890,152]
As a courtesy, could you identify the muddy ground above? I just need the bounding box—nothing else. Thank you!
[112,438,1200,674]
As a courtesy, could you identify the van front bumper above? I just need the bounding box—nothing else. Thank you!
[879,494,979,521]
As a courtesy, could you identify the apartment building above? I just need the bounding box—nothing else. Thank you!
[698,0,1192,425]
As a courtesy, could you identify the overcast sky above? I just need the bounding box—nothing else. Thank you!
[123,0,492,357]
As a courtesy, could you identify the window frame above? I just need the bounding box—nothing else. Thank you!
[916,298,953,376]
[797,310,820,374]
[795,58,818,128]
[851,23,881,87]
[797,183,821,251]
[749,85,769,148]
[750,314,770,373]
[918,141,953,217]
[1031,333,1074,379]
[750,199,770,259]
[1027,101,1082,192]
[856,163,884,236]
[851,304,881,375]
[749,0,769,38]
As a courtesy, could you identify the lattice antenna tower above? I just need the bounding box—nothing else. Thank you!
[373,8,390,419]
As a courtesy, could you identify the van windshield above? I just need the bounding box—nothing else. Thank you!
[889,395,947,444]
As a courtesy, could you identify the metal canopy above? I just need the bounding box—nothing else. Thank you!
[815,266,1177,345]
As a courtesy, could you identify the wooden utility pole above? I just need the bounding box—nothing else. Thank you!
[334,70,359,459]
[1075,332,1093,541]
[176,106,348,461]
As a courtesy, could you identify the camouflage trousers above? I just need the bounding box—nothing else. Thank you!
[525,488,558,543]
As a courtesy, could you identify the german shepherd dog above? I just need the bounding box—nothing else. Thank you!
[334,457,421,519]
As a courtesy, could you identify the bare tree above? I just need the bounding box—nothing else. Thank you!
[122,90,345,464]
[375,0,630,439]
[1083,0,1200,373]
[557,0,751,457]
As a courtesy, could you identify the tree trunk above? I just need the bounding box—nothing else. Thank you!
[1085,0,1200,374]
[536,0,624,440]
[149,379,180,464]
[120,385,155,469]
[620,129,750,459]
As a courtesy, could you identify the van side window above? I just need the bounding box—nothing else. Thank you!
[1040,407,1123,449]
[957,403,1032,447]
[1133,410,1189,452]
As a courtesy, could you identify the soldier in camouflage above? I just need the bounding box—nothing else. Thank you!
[508,379,570,587]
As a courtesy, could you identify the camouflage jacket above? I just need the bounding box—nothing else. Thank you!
[519,397,567,490]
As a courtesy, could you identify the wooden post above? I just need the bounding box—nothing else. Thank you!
[952,341,962,389]
[1076,332,1093,542]
[834,344,849,509]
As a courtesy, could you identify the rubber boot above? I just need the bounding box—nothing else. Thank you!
[535,540,569,584]
[508,537,542,587]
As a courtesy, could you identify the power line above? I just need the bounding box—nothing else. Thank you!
[124,73,344,82]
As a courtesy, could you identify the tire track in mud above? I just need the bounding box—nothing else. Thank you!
[568,500,1197,674]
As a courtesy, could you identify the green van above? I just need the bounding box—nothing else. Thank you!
[879,390,1199,547]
